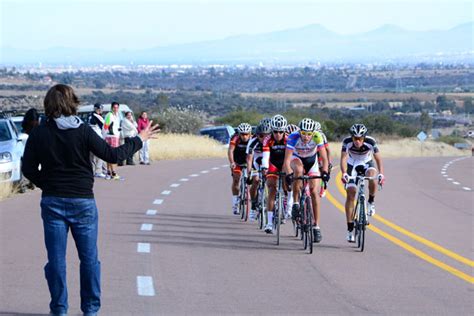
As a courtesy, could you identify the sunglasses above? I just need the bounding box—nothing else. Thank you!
[352,136,364,141]
[300,131,313,136]
[240,133,250,136]
[273,131,284,134]
[257,134,267,138]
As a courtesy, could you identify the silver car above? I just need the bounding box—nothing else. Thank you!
[0,117,27,185]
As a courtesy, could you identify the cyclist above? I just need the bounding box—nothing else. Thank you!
[228,122,252,215]
[285,123,299,136]
[246,119,272,220]
[283,118,329,243]
[314,121,332,197]
[340,124,385,242]
[261,114,289,233]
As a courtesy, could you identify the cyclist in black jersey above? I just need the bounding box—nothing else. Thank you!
[340,124,385,242]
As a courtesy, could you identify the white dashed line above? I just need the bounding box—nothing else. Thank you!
[161,190,171,195]
[170,183,180,187]
[452,182,460,185]
[137,243,150,253]
[447,178,453,181]
[146,209,157,215]
[180,178,189,182]
[441,171,446,174]
[140,224,153,231]
[190,174,199,177]
[137,276,155,296]
[443,175,448,177]
[153,199,163,205]
[212,167,219,170]
[222,164,229,167]
[463,187,472,191]
[201,170,209,174]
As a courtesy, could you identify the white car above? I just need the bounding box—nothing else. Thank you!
[0,116,27,187]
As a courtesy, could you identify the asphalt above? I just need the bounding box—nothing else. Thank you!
[0,156,472,315]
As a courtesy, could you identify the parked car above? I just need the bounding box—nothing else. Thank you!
[200,125,235,146]
[0,115,27,190]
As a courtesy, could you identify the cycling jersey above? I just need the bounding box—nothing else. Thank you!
[262,134,287,171]
[246,137,264,158]
[341,136,379,165]
[286,131,325,158]
[230,134,249,165]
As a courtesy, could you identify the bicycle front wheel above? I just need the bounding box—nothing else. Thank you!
[276,192,283,245]
[305,195,314,254]
[359,198,367,252]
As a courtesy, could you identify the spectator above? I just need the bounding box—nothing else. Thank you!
[120,111,138,165]
[89,103,106,178]
[103,102,121,179]
[21,84,159,316]
[22,108,40,135]
[137,111,151,165]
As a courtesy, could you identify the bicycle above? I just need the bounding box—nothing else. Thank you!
[268,171,286,245]
[293,175,324,254]
[347,168,381,252]
[255,167,268,230]
[238,165,250,222]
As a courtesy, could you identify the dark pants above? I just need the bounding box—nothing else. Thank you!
[119,137,135,165]
[41,196,101,315]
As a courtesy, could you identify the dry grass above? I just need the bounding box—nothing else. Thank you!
[328,139,470,159]
[0,182,13,201]
[149,133,227,161]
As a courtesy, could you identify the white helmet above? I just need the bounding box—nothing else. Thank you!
[314,121,322,132]
[286,124,300,134]
[271,114,287,132]
[350,124,368,137]
[237,122,252,134]
[298,118,315,132]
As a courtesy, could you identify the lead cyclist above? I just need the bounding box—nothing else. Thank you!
[340,124,385,242]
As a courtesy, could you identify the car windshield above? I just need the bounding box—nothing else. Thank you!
[201,129,229,143]
[0,121,12,141]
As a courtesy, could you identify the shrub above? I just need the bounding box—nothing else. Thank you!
[153,105,205,134]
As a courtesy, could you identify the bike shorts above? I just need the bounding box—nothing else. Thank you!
[232,164,246,176]
[346,160,376,189]
[291,155,320,176]
[267,162,283,178]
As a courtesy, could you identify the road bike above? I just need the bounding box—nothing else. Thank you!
[268,171,286,245]
[293,175,324,254]
[347,167,381,252]
[255,167,268,230]
[238,165,250,221]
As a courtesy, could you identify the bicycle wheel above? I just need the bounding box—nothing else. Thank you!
[353,200,360,247]
[239,178,245,219]
[243,185,250,221]
[359,198,366,252]
[300,196,308,249]
[305,195,314,254]
[276,192,283,245]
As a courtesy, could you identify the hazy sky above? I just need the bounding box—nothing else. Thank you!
[1,0,472,50]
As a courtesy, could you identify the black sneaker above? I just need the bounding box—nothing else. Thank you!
[291,204,300,221]
[313,227,322,243]
[251,199,257,211]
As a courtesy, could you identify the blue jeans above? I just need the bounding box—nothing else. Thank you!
[41,196,101,315]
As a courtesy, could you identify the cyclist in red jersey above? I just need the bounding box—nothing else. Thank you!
[228,122,252,215]
[261,115,289,233]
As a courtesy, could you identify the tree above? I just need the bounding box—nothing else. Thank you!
[463,97,474,114]
[419,111,432,133]
[155,93,169,111]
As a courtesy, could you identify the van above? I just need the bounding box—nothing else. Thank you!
[200,125,235,146]
[77,104,133,122]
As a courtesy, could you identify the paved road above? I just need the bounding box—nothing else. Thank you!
[0,156,472,315]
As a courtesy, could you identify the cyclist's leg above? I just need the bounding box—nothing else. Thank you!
[231,166,242,213]
[265,175,277,231]
[365,161,377,215]
[290,157,304,219]
[307,165,321,226]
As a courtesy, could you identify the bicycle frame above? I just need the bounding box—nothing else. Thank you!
[238,166,250,221]
[256,167,268,230]
[267,171,286,245]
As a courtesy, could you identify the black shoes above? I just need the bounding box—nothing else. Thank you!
[313,227,322,243]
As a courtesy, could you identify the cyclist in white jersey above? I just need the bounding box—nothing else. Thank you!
[340,124,385,242]
[246,119,271,220]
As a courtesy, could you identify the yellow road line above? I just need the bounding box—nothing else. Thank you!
[333,170,474,268]
[325,191,474,284]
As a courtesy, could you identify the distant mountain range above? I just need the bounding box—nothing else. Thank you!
[1,22,472,65]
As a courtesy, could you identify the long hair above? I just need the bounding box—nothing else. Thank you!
[22,108,40,135]
[44,84,80,118]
